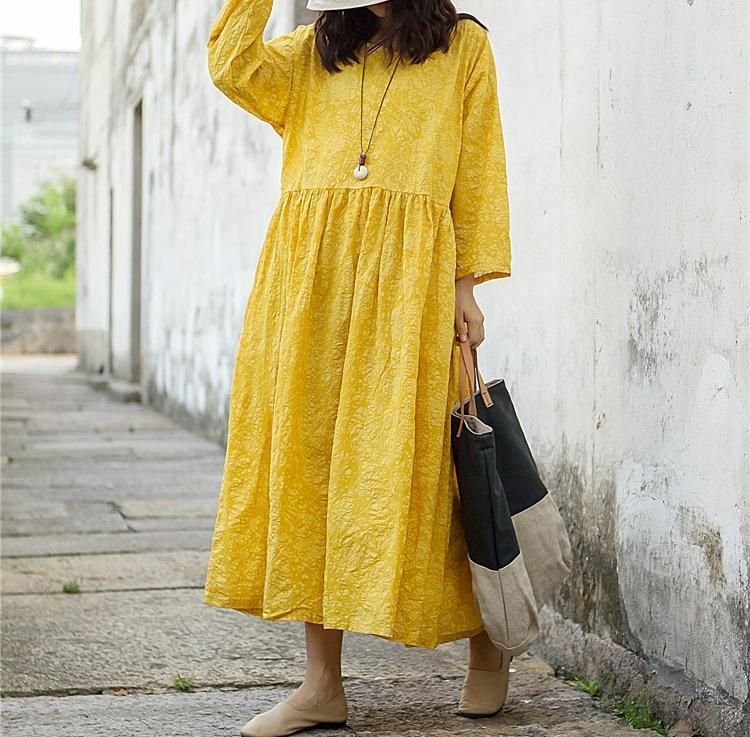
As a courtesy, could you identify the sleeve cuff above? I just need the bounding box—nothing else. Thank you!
[455,261,511,285]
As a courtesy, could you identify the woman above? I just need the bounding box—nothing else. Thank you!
[203,0,512,734]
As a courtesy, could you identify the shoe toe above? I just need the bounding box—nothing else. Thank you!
[240,693,348,737]
[239,703,287,737]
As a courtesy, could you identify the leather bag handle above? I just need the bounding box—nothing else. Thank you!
[456,339,494,437]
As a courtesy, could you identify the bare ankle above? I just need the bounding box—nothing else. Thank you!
[468,631,503,670]
[307,664,343,685]
[286,677,344,710]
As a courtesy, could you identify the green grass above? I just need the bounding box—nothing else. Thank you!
[574,676,602,697]
[609,690,668,735]
[62,580,81,594]
[573,678,668,735]
[0,268,75,309]
[174,673,193,692]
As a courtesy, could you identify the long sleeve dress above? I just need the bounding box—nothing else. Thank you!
[202,0,512,650]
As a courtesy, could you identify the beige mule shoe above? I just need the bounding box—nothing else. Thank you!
[456,652,512,718]
[239,688,349,737]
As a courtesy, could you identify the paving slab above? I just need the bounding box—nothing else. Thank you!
[1,473,221,503]
[1,500,71,519]
[2,550,209,593]
[126,517,216,532]
[2,410,177,433]
[2,460,222,498]
[3,435,221,461]
[0,676,660,737]
[1,500,126,522]
[1,588,469,696]
[1,529,214,558]
[1,502,130,536]
[117,499,218,519]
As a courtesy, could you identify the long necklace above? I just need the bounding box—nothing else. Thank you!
[353,41,402,180]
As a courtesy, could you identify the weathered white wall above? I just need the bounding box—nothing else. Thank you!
[77,2,114,369]
[77,0,749,728]
[77,0,295,429]
[464,0,748,715]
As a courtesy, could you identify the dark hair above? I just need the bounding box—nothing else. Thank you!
[312,1,488,73]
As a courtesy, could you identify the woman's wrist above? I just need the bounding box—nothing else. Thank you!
[455,273,475,292]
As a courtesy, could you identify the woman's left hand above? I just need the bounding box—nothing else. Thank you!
[454,274,485,348]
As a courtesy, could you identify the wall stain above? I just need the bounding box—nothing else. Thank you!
[678,506,727,589]
[691,253,730,308]
[627,255,734,382]
[540,448,636,650]
[626,261,691,380]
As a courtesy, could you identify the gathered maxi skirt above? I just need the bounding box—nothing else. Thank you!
[202,186,487,649]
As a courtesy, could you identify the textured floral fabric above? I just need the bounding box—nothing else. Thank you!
[203,0,512,649]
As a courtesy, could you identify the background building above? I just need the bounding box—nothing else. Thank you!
[75,2,749,735]
[1,36,79,220]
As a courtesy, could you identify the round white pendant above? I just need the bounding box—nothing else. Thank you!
[353,164,368,180]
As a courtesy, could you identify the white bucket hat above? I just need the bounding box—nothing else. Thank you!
[306,0,386,10]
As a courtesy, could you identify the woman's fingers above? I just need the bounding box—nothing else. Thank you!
[467,316,484,348]
[455,310,469,343]
[455,302,485,348]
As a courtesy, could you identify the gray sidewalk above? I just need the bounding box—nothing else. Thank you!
[0,355,659,736]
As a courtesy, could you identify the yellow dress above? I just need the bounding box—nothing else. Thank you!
[203,0,512,650]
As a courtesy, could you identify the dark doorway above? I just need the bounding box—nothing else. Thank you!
[130,99,143,383]
[108,186,114,375]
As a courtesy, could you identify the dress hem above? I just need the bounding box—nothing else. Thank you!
[202,592,486,650]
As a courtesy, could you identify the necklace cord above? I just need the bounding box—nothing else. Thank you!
[359,43,402,158]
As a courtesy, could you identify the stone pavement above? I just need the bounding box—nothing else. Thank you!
[0,355,660,737]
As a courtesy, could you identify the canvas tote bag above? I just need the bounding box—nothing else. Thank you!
[450,339,573,655]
